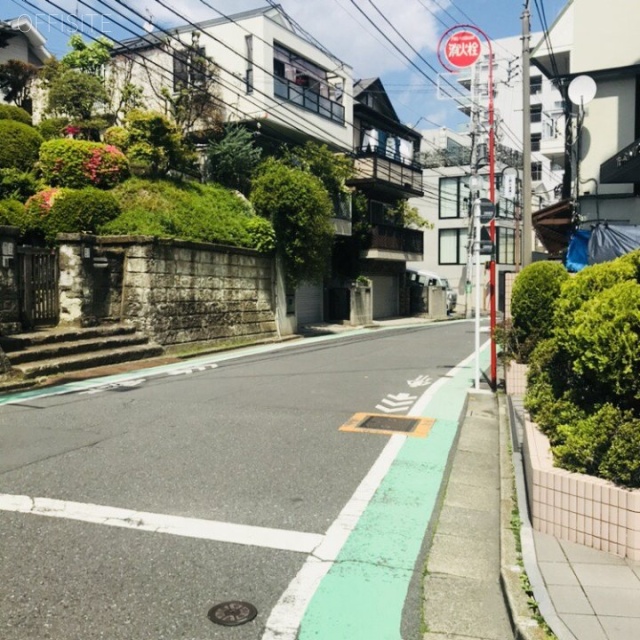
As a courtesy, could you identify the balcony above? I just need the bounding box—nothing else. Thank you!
[274,76,345,125]
[362,224,424,262]
[349,147,423,197]
[600,136,640,184]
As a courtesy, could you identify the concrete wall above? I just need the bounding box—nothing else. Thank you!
[57,235,279,347]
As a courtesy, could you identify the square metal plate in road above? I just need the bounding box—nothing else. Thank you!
[339,413,435,438]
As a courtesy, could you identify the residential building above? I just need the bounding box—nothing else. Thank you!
[340,78,424,320]
[0,17,52,111]
[109,6,355,330]
[531,0,640,255]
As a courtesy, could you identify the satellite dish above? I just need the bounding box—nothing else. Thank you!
[568,75,597,107]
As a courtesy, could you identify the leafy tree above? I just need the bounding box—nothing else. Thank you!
[0,120,43,171]
[47,68,108,122]
[251,157,334,285]
[0,59,38,109]
[104,110,194,178]
[60,35,113,74]
[205,125,262,194]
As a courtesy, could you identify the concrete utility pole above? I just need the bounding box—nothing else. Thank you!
[521,0,533,266]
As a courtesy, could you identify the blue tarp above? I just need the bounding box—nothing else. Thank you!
[589,224,640,264]
[565,230,591,272]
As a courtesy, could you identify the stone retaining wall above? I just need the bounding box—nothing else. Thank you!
[58,234,278,347]
[523,417,640,561]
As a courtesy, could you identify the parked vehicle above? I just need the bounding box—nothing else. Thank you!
[406,270,457,314]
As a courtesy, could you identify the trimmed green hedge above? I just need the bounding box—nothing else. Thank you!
[0,120,43,171]
[0,168,39,202]
[103,178,274,251]
[0,104,32,125]
[38,139,130,189]
[524,249,640,488]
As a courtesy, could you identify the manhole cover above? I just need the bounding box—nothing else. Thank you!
[360,415,420,432]
[207,601,258,627]
[339,413,435,438]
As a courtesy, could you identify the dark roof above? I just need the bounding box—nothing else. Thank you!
[532,198,575,255]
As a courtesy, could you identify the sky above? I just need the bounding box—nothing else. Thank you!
[3,0,568,132]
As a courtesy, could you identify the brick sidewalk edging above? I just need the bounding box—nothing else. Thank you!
[523,417,640,561]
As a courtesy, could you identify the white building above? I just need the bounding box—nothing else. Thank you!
[110,6,353,153]
[531,0,640,256]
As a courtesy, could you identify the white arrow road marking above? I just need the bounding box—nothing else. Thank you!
[0,494,322,554]
[168,363,218,376]
[407,374,432,388]
[374,392,418,414]
[387,393,417,402]
[82,379,146,395]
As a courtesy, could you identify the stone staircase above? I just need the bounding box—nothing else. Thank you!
[0,325,164,379]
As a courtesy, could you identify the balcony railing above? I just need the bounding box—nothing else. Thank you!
[351,148,423,195]
[369,224,424,256]
[274,76,345,124]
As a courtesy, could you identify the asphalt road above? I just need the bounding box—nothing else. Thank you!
[0,321,478,640]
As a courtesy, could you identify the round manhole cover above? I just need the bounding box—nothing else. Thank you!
[208,601,258,627]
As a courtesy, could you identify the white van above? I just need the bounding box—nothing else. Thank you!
[406,270,458,314]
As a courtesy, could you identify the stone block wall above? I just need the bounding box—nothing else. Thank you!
[0,226,20,334]
[57,235,278,347]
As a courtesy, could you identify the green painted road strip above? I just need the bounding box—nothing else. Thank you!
[298,344,491,640]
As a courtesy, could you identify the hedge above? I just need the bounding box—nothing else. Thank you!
[38,139,129,189]
[0,104,32,126]
[0,120,43,172]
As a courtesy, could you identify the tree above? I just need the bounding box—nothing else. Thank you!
[105,110,194,178]
[60,35,113,74]
[160,43,224,138]
[0,59,38,109]
[205,125,262,194]
[251,157,334,286]
[46,68,109,123]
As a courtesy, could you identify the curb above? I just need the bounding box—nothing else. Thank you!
[498,393,550,640]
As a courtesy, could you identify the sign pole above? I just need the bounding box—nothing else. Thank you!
[474,199,481,389]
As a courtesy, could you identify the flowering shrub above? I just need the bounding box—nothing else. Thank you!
[38,139,129,189]
[25,186,120,242]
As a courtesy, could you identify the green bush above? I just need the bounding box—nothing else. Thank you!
[563,280,640,410]
[0,120,43,171]
[44,187,121,240]
[0,104,32,125]
[0,199,27,232]
[510,261,569,361]
[103,178,273,250]
[251,158,333,285]
[553,404,624,475]
[599,418,640,488]
[38,139,129,189]
[37,117,69,140]
[0,168,39,202]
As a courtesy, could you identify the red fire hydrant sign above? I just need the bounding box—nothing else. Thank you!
[444,30,482,68]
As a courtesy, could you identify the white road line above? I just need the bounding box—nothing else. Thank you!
[0,494,323,554]
[261,434,406,640]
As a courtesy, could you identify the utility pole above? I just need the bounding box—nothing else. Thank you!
[521,0,533,266]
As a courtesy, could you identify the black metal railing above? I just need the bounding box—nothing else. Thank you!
[369,224,424,255]
[351,148,423,194]
[274,76,345,124]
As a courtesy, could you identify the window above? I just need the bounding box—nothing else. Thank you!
[497,228,515,264]
[245,35,253,94]
[531,133,541,152]
[530,75,543,95]
[173,46,206,91]
[439,228,468,265]
[531,162,543,181]
[531,104,542,123]
[439,176,470,219]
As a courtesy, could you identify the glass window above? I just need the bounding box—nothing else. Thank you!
[439,228,468,265]
[530,76,543,95]
[531,105,542,123]
[497,228,515,264]
[439,176,469,219]
[531,162,543,181]
[531,133,541,152]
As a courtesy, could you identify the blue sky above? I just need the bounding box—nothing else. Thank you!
[4,0,567,131]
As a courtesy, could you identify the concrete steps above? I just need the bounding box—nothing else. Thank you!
[0,325,164,379]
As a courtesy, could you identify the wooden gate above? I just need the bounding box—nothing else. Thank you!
[17,246,59,329]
